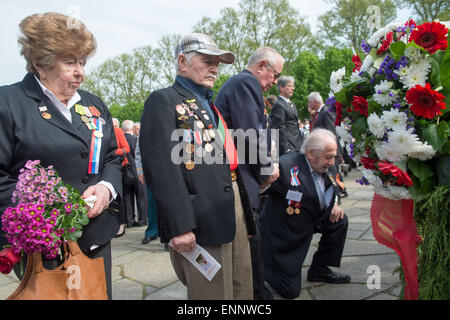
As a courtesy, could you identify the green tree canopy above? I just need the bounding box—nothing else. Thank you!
[193,0,312,74]
[317,0,397,49]
[396,0,450,23]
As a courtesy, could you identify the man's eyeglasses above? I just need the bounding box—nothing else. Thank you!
[265,61,281,80]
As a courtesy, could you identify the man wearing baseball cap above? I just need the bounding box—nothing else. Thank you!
[140,33,256,299]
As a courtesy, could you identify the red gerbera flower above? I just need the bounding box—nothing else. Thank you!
[351,96,369,117]
[377,161,413,187]
[406,83,446,119]
[377,31,393,55]
[409,21,448,54]
[352,54,362,72]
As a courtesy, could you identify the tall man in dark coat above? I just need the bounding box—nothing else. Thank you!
[260,129,350,299]
[270,75,303,155]
[214,46,283,300]
[140,33,256,299]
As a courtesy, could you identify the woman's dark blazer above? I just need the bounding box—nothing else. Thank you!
[0,73,123,251]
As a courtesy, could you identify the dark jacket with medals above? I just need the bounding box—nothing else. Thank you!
[260,151,337,276]
[140,80,256,245]
[0,73,122,251]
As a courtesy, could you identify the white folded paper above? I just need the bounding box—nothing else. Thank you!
[84,195,97,208]
[169,241,221,282]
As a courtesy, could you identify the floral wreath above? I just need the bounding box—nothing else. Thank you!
[327,19,449,201]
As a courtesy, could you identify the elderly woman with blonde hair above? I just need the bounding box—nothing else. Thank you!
[0,12,122,299]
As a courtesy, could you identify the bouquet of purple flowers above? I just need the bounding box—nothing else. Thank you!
[1,160,89,265]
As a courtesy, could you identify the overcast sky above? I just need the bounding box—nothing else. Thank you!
[0,0,412,85]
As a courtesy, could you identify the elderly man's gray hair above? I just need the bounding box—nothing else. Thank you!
[174,51,199,73]
[300,128,337,154]
[122,119,135,132]
[307,92,323,104]
[247,46,284,68]
[277,75,295,91]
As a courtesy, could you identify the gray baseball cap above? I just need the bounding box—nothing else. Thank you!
[175,33,235,64]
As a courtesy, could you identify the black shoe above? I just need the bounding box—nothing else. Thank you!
[115,229,125,238]
[141,236,156,244]
[307,268,351,283]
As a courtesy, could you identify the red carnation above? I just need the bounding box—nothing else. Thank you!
[377,31,393,55]
[334,102,343,126]
[377,161,413,187]
[351,96,369,117]
[406,83,446,119]
[0,247,21,274]
[352,54,362,72]
[409,21,448,54]
[361,156,377,170]
[405,19,416,30]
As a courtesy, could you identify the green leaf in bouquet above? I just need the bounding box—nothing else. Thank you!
[351,117,368,138]
[390,41,406,61]
[335,88,349,105]
[373,56,385,70]
[422,123,448,153]
[436,154,450,187]
[406,41,428,55]
[368,99,382,114]
[79,214,89,226]
[429,57,442,87]
[407,158,434,182]
[409,175,437,202]
[440,43,450,91]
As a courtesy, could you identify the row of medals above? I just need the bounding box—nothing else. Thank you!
[176,102,216,171]
[39,104,105,139]
[286,203,301,215]
[75,104,105,138]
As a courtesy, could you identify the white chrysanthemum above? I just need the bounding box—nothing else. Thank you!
[360,168,383,188]
[376,142,406,163]
[330,66,346,93]
[336,123,353,144]
[368,22,403,47]
[387,128,421,155]
[405,66,428,88]
[408,141,436,161]
[413,56,431,73]
[367,113,385,138]
[360,55,373,73]
[374,80,397,106]
[350,70,362,82]
[404,46,421,62]
[381,108,407,130]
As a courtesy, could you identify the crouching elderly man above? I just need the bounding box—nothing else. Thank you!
[140,33,256,299]
[260,128,350,299]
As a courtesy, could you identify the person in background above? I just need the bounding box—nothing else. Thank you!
[134,135,159,245]
[122,119,147,227]
[133,122,141,137]
[112,117,131,238]
[270,75,303,155]
[265,94,277,112]
[214,46,283,300]
[0,12,122,299]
